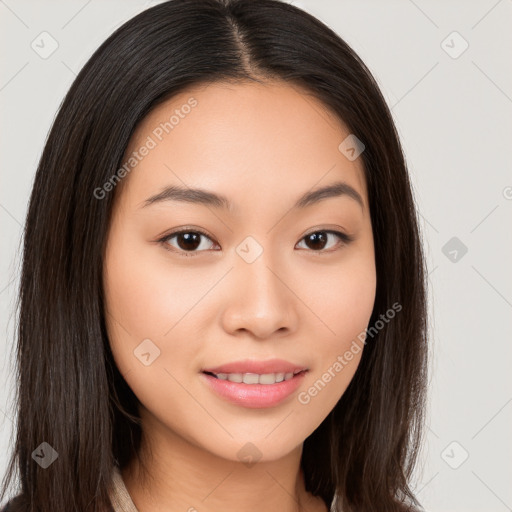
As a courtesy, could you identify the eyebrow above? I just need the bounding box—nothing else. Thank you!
[141,180,364,211]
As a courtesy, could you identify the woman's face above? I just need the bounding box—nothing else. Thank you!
[103,80,376,462]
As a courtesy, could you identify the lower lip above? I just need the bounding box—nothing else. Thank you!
[200,371,307,409]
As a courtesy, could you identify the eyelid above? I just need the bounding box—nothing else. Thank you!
[302,226,354,243]
[160,226,214,240]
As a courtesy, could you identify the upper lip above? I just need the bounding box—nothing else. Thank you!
[202,358,309,375]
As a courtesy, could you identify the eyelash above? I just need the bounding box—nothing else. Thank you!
[157,227,354,257]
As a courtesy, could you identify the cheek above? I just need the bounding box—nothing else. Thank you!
[296,245,376,414]
[104,218,216,333]
[103,227,210,384]
[301,242,376,345]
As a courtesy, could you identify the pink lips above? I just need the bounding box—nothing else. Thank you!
[202,358,308,375]
[200,358,309,409]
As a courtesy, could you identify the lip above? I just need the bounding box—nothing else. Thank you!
[200,370,308,409]
[201,358,308,375]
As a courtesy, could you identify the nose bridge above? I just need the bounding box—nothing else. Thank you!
[235,233,287,305]
[221,233,297,337]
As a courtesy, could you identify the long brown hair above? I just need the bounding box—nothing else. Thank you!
[1,1,428,510]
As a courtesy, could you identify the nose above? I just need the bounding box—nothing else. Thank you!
[220,251,299,340]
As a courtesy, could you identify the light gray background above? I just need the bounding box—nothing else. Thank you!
[1,1,511,511]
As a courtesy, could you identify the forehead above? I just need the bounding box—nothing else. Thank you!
[118,80,368,213]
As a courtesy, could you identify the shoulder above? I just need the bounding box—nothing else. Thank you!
[1,499,13,512]
[1,500,13,512]
[1,496,114,512]
[1,494,26,512]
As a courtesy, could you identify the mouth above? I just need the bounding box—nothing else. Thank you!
[201,369,307,385]
[200,362,309,408]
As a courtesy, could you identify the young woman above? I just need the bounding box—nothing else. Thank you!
[0,0,429,511]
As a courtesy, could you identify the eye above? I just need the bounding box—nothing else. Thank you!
[296,230,353,253]
[159,228,218,256]
[158,228,353,257]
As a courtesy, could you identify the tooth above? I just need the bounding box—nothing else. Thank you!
[242,373,260,384]
[259,373,277,385]
[212,371,301,384]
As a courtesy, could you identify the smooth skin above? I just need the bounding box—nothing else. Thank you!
[103,80,376,512]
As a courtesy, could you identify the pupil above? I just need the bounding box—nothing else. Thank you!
[178,233,201,251]
[307,232,327,250]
